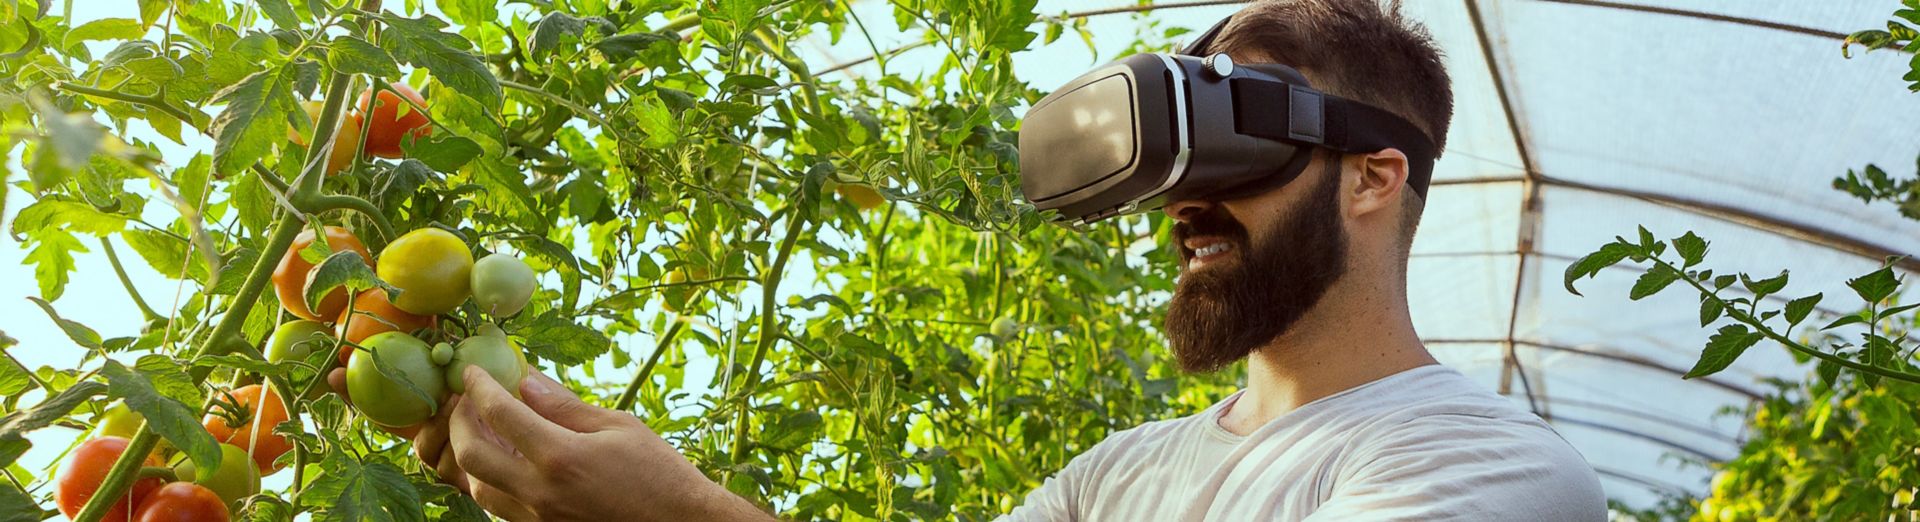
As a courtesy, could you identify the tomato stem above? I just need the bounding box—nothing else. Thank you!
[614,319,686,412]
[727,198,816,475]
[100,237,162,322]
[304,194,397,242]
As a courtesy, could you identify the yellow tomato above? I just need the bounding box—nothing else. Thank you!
[376,228,474,316]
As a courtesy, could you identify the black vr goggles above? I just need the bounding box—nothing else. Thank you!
[1017,15,1438,224]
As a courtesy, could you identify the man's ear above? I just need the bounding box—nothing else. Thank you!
[1346,148,1411,220]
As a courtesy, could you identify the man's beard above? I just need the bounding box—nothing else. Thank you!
[1164,160,1349,373]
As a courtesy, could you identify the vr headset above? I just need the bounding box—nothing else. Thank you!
[1017,15,1438,224]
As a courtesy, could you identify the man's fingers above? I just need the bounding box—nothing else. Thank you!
[519,372,623,433]
[447,382,540,497]
[468,479,540,522]
[413,395,456,467]
[458,366,569,462]
[432,443,469,494]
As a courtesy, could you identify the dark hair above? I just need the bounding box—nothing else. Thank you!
[1200,0,1453,154]
[1201,0,1449,253]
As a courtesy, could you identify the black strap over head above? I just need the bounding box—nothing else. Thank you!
[1229,78,1438,198]
[1181,14,1232,56]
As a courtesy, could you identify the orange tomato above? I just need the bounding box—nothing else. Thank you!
[335,288,436,365]
[201,384,295,474]
[357,85,431,158]
[55,437,164,522]
[272,226,371,322]
[289,101,364,176]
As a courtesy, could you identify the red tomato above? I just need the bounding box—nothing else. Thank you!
[271,226,372,322]
[356,84,431,158]
[201,384,295,473]
[56,437,164,522]
[132,483,230,522]
[335,288,437,365]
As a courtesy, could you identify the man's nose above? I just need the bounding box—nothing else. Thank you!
[1163,199,1213,223]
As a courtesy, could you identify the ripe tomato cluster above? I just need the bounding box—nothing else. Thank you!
[286,84,433,176]
[57,434,261,522]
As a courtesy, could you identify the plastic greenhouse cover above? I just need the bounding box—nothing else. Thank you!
[798,0,1920,509]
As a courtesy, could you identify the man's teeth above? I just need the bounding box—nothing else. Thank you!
[1194,243,1233,257]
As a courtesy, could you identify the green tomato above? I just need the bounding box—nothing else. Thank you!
[346,331,448,428]
[471,254,537,318]
[445,324,527,397]
[171,443,260,509]
[97,401,144,439]
[990,317,1020,340]
[266,320,334,364]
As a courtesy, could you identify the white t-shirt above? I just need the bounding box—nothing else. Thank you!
[998,364,1607,521]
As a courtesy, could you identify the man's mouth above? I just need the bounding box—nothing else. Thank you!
[1184,239,1236,271]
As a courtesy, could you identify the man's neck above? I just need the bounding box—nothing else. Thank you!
[1216,276,1436,436]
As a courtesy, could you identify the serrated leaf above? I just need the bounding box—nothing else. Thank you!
[257,0,300,29]
[521,313,609,366]
[24,231,85,301]
[400,134,480,172]
[1740,270,1789,298]
[210,67,298,178]
[134,355,203,407]
[631,92,679,148]
[26,297,101,349]
[103,360,221,476]
[300,452,426,522]
[1685,324,1763,379]
[1699,297,1724,326]
[11,198,128,236]
[121,228,205,282]
[1672,231,1708,268]
[328,36,399,77]
[379,13,501,109]
[63,18,144,48]
[304,250,385,313]
[1713,274,1737,291]
[1629,265,1680,300]
[0,381,107,467]
[1846,265,1899,304]
[1563,241,1635,296]
[529,12,585,58]
[1784,293,1822,327]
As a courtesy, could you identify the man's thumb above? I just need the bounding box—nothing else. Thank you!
[519,371,620,432]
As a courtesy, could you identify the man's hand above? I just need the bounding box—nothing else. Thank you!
[447,366,775,522]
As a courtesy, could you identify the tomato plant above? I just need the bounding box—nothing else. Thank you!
[1,1,1234,520]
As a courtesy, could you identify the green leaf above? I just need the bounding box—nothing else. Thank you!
[209,66,298,178]
[1629,265,1680,300]
[1784,293,1822,327]
[378,13,501,109]
[63,18,144,48]
[1563,241,1635,296]
[592,32,674,62]
[1685,324,1763,379]
[133,355,203,408]
[1713,274,1737,291]
[1846,265,1899,304]
[631,92,679,148]
[1822,313,1867,331]
[257,0,300,29]
[400,135,480,172]
[1740,270,1789,299]
[328,36,400,78]
[1672,231,1708,268]
[0,381,107,467]
[520,313,610,366]
[121,228,206,282]
[529,12,584,59]
[304,250,387,313]
[300,452,426,522]
[26,296,101,349]
[10,198,128,236]
[103,360,221,476]
[1878,302,1920,320]
[0,480,39,521]
[24,231,85,301]
[1699,297,1724,326]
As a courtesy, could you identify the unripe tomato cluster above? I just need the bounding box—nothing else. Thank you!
[266,224,540,430]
